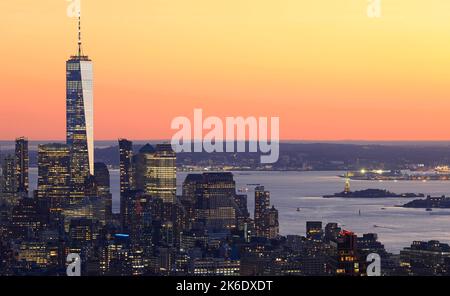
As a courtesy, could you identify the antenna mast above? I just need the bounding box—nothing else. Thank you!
[78,11,82,57]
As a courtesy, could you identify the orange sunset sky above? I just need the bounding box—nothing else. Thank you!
[1,0,450,141]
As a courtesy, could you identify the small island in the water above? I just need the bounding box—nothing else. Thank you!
[323,188,425,199]
[402,195,450,208]
[325,174,425,198]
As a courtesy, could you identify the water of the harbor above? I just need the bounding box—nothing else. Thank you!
[28,168,450,253]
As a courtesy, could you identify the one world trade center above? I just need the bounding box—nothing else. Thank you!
[66,13,94,197]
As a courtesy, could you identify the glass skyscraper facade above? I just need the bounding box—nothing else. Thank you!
[66,54,94,183]
[37,143,71,213]
[182,172,238,232]
[145,144,177,204]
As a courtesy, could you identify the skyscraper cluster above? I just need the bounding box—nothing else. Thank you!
[0,43,390,275]
[3,11,447,277]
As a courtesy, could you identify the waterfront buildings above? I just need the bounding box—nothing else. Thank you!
[254,186,279,239]
[400,240,450,275]
[262,206,279,239]
[254,186,270,237]
[334,230,360,275]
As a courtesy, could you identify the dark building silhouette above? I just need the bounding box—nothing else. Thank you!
[10,198,49,240]
[183,172,238,232]
[119,139,133,227]
[94,162,112,224]
[119,139,133,194]
[254,186,270,237]
[400,240,450,275]
[132,144,155,191]
[263,205,279,239]
[15,137,29,195]
[325,222,341,243]
[69,218,100,243]
[181,173,203,228]
[306,221,323,241]
[1,155,16,194]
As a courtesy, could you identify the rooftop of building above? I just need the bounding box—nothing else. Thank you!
[139,143,156,154]
[68,55,91,61]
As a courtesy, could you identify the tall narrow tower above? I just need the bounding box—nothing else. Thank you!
[254,186,270,237]
[66,12,94,194]
[15,137,29,195]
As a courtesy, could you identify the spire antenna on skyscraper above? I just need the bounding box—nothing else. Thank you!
[78,11,82,57]
[66,1,94,180]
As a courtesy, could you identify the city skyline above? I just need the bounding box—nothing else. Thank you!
[2,1,450,141]
[3,0,450,280]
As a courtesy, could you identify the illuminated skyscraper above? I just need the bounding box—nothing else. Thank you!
[1,155,16,194]
[119,139,134,227]
[131,143,176,203]
[262,206,279,239]
[37,144,71,213]
[183,172,238,232]
[145,144,176,204]
[119,139,134,195]
[66,15,94,195]
[15,137,29,195]
[254,186,270,237]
